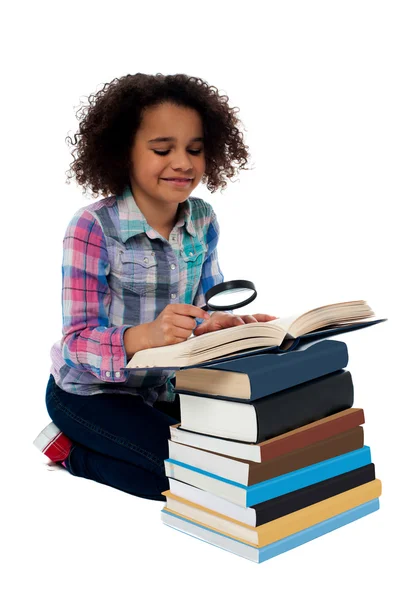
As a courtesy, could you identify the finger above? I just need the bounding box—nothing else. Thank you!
[167,326,195,343]
[214,315,245,329]
[171,314,199,331]
[193,326,206,336]
[231,316,246,326]
[193,320,211,334]
[193,322,218,336]
[252,313,278,321]
[194,315,244,336]
[170,303,210,321]
[238,315,258,323]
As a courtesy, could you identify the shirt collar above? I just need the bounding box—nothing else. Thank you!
[117,184,196,243]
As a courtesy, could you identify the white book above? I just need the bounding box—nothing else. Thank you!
[167,478,257,526]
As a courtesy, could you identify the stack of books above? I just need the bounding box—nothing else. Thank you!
[126,300,385,563]
[159,340,382,563]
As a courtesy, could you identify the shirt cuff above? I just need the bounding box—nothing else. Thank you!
[88,325,131,383]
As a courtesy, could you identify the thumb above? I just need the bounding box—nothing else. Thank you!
[193,321,207,336]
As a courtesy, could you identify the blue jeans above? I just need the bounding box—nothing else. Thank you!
[45,375,180,501]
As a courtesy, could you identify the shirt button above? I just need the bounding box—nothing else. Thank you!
[171,293,177,299]
[115,371,121,378]
[170,264,176,270]
[189,251,194,256]
[106,371,111,377]
[144,257,149,263]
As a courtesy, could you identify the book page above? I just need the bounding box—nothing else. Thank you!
[288,301,373,337]
[127,320,286,368]
[269,314,301,333]
[263,302,365,335]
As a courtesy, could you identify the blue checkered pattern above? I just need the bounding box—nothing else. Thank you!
[50,184,226,403]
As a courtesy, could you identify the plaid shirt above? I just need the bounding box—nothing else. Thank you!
[50,184,226,404]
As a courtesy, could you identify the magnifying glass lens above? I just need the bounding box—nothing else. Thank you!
[208,288,255,308]
[204,280,257,311]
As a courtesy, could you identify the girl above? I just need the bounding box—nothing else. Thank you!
[34,73,276,501]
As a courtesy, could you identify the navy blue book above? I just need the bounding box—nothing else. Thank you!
[175,339,348,401]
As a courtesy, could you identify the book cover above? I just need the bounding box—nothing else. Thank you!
[175,339,349,401]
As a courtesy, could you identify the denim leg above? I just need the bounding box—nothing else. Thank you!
[65,444,169,500]
[45,375,179,500]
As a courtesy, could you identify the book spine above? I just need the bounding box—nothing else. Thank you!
[259,408,365,461]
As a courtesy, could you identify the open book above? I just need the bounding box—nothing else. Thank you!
[126,300,384,369]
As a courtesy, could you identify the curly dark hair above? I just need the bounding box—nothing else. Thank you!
[65,73,252,198]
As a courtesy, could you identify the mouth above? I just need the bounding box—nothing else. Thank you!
[161,178,194,187]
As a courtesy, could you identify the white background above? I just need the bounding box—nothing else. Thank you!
[2,1,398,598]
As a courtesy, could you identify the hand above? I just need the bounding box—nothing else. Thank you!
[193,311,278,336]
[146,303,211,348]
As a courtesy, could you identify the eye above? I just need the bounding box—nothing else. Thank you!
[153,149,203,156]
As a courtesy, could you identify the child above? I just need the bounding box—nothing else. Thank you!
[34,73,276,501]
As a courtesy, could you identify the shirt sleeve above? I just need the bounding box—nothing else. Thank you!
[60,208,130,382]
[192,208,234,326]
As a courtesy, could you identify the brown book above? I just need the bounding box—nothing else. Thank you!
[170,407,365,463]
[168,426,364,486]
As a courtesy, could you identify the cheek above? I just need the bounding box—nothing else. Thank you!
[197,155,206,174]
[133,159,162,184]
[131,147,162,175]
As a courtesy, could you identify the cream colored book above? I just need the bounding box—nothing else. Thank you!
[126,300,383,368]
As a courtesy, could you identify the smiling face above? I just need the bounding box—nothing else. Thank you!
[128,102,206,212]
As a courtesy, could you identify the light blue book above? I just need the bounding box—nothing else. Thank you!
[164,446,372,507]
[161,498,380,563]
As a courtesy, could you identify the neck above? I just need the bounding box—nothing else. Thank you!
[129,183,183,235]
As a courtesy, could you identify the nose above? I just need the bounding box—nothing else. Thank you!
[170,149,194,172]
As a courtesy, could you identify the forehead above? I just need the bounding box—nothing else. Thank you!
[138,102,203,137]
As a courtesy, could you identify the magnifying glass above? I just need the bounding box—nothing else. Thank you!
[202,279,257,311]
